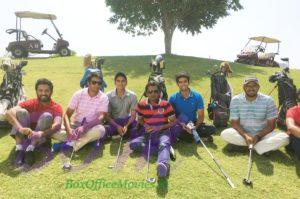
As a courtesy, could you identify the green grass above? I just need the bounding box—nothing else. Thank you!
[0,55,300,198]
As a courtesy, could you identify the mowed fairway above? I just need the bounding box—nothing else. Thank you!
[0,55,299,198]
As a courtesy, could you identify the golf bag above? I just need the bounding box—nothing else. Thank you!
[207,71,231,127]
[80,57,107,91]
[269,67,297,128]
[0,58,27,127]
[147,55,168,100]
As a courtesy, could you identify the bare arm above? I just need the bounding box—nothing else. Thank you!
[231,119,255,146]
[5,106,24,131]
[63,108,75,135]
[286,117,300,138]
[195,109,204,128]
[254,118,276,140]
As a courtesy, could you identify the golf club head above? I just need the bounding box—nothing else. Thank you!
[147,177,156,183]
[62,163,72,171]
[108,165,115,169]
[243,178,253,187]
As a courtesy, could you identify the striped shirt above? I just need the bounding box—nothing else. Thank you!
[136,99,175,126]
[68,88,108,125]
[230,93,277,135]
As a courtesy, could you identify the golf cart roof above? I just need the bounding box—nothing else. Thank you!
[249,36,280,43]
[15,11,57,20]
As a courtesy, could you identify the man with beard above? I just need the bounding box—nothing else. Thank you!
[220,77,289,155]
[6,78,63,166]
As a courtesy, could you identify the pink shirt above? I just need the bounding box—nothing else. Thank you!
[68,88,108,125]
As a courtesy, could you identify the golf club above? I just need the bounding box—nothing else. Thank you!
[243,144,253,187]
[146,135,156,183]
[188,122,235,188]
[108,136,123,169]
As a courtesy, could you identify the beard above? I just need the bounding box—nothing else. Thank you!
[245,91,257,98]
[38,95,51,103]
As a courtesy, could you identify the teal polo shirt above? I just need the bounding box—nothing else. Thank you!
[169,89,204,122]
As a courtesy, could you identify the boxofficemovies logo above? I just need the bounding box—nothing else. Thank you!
[65,178,163,190]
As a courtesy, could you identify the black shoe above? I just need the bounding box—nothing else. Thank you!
[202,135,213,143]
[24,151,35,166]
[15,150,25,167]
[170,146,176,161]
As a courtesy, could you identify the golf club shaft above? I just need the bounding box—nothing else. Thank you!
[113,136,123,167]
[199,138,235,188]
[146,136,151,180]
[245,147,253,181]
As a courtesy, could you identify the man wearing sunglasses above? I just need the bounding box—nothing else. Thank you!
[105,72,138,139]
[63,72,108,156]
[220,77,289,155]
[129,81,176,178]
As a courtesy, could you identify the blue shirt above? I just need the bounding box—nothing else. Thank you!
[230,93,277,135]
[169,89,204,122]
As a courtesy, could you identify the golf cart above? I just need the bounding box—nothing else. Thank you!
[5,11,71,58]
[235,36,280,67]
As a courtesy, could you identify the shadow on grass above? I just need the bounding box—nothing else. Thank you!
[0,127,10,140]
[59,140,105,172]
[253,153,274,176]
[156,178,168,197]
[285,148,300,177]
[0,144,56,176]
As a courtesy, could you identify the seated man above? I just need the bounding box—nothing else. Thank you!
[169,71,216,143]
[105,72,138,139]
[221,77,289,155]
[6,78,63,166]
[129,81,176,178]
[62,72,108,167]
[286,89,300,159]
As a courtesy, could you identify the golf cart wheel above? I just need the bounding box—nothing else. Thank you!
[59,47,70,57]
[11,47,27,58]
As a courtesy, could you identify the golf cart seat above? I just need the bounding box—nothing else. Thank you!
[258,52,275,60]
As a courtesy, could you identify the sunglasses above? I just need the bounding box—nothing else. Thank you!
[91,80,101,85]
[147,89,159,94]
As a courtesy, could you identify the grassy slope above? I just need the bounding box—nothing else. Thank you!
[0,55,299,198]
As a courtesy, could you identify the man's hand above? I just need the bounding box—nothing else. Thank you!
[117,125,125,136]
[244,133,258,146]
[19,127,33,136]
[181,123,192,134]
[67,128,77,141]
[28,131,43,139]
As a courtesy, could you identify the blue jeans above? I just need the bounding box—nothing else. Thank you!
[290,135,300,159]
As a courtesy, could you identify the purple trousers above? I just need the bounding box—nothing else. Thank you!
[129,129,171,164]
[104,116,138,139]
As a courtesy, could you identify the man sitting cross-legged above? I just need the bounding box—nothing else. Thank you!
[6,78,63,166]
[220,77,289,155]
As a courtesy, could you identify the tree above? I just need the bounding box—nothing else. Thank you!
[106,0,242,54]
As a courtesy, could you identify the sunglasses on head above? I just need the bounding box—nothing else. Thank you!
[147,89,159,94]
[90,80,101,85]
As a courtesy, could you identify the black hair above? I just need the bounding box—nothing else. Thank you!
[144,81,160,96]
[175,71,190,83]
[114,71,127,82]
[87,72,101,82]
[35,78,53,92]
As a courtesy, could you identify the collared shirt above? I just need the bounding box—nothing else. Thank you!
[106,89,137,119]
[19,98,63,129]
[230,93,277,135]
[286,105,300,126]
[68,88,108,124]
[169,89,204,122]
[136,98,175,126]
